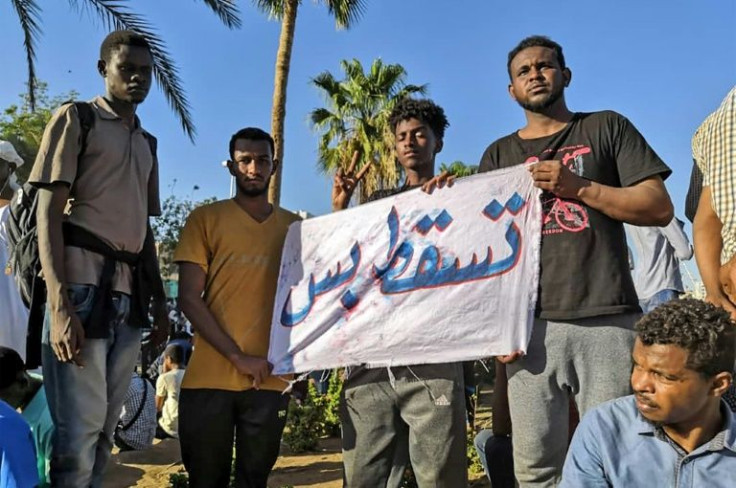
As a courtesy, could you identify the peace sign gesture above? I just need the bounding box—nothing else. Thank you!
[331,150,373,211]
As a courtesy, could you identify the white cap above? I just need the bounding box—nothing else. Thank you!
[0,141,24,168]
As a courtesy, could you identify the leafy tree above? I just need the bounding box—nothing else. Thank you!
[0,81,78,184]
[439,160,479,178]
[10,0,242,140]
[151,187,215,277]
[311,58,427,202]
[256,0,367,204]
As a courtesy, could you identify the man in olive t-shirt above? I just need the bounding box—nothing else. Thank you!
[175,127,300,488]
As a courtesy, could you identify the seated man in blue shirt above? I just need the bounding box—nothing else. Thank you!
[561,298,736,487]
[0,346,52,487]
[0,400,39,488]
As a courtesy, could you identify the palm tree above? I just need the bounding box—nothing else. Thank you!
[310,58,427,202]
[439,160,479,178]
[10,0,242,141]
[255,0,367,204]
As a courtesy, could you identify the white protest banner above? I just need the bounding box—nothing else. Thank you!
[268,164,542,374]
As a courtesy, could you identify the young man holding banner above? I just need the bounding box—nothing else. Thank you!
[478,36,673,486]
[175,128,300,487]
[332,98,468,488]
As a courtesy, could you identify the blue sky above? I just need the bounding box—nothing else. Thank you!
[1,0,735,286]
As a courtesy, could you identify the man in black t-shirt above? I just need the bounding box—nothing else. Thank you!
[478,36,673,487]
[332,98,467,488]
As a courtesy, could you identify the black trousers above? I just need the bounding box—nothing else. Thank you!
[179,388,289,488]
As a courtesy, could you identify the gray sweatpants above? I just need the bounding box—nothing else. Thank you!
[340,362,468,488]
[507,313,638,487]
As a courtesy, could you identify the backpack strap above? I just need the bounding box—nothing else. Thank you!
[62,100,95,156]
[67,100,156,161]
[120,377,149,432]
[141,130,157,161]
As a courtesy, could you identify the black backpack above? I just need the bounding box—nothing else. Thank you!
[5,102,97,308]
[4,101,157,366]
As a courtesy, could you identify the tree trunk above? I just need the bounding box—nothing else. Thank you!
[268,0,299,205]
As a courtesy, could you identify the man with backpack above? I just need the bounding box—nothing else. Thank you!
[26,30,167,487]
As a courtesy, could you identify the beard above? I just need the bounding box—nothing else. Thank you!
[518,85,564,113]
[237,179,269,197]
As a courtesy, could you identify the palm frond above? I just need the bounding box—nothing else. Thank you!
[323,0,366,29]
[311,72,341,96]
[70,0,196,140]
[310,107,335,126]
[11,0,42,110]
[198,0,242,28]
[254,0,287,19]
[401,83,428,95]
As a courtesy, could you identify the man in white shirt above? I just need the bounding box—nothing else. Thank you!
[625,217,693,312]
[0,140,30,361]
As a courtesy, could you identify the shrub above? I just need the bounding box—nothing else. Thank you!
[467,427,484,475]
[283,382,325,452]
[169,470,189,488]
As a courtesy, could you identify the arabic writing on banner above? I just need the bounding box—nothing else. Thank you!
[268,164,542,375]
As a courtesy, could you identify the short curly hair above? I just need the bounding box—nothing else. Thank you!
[100,30,151,62]
[636,298,736,377]
[507,35,566,79]
[389,98,449,141]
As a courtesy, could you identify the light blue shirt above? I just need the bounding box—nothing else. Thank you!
[561,395,736,488]
[0,400,39,488]
[625,218,693,300]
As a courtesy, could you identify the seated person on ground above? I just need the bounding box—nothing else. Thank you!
[0,346,52,487]
[114,371,157,451]
[146,331,193,382]
[0,399,38,488]
[561,298,736,487]
[155,344,185,439]
[0,369,39,488]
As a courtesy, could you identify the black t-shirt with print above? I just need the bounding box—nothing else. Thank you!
[479,111,671,320]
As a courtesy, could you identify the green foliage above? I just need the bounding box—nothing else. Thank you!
[151,190,215,277]
[319,370,343,437]
[467,426,484,476]
[282,370,345,452]
[283,382,325,452]
[168,470,189,488]
[0,82,78,184]
[311,58,427,201]
[439,161,479,178]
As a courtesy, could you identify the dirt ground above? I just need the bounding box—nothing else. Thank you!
[103,435,490,488]
[103,385,495,487]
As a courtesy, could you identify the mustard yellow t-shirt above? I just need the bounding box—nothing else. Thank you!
[173,200,300,392]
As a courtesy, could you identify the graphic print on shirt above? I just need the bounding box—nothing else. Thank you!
[526,144,592,235]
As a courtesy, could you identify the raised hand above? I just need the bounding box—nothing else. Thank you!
[332,150,373,210]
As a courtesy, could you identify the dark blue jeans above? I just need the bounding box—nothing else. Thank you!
[42,284,140,488]
[639,289,680,314]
